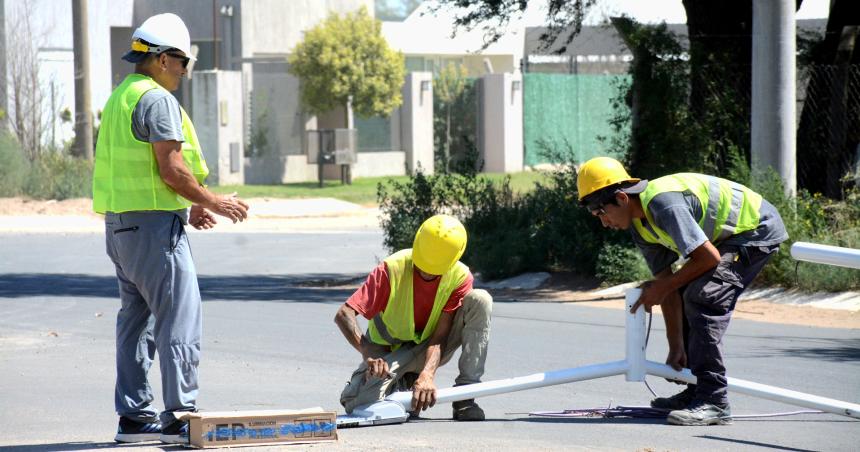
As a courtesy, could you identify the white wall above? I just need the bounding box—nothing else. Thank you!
[400,71,434,174]
[481,73,523,173]
[241,0,373,57]
[192,70,244,186]
[351,151,405,178]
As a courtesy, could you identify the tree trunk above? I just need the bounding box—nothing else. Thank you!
[682,0,753,171]
[445,106,452,171]
[797,0,860,198]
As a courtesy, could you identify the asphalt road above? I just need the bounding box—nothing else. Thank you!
[1,232,858,451]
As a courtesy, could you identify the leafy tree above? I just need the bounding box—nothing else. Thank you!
[432,0,803,181]
[434,63,468,169]
[289,6,405,117]
[610,17,697,179]
[431,0,596,52]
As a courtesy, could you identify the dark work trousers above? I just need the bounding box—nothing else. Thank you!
[679,244,778,406]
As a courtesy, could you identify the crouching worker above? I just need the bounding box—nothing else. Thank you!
[335,214,492,421]
[577,157,787,426]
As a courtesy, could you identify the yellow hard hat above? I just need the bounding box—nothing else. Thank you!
[577,157,640,201]
[412,214,467,275]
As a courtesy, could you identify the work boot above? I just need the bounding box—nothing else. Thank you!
[650,386,696,410]
[667,400,732,426]
[452,399,485,421]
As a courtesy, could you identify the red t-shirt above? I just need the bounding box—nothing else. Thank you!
[347,262,474,332]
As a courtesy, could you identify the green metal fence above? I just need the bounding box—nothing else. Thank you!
[355,114,393,152]
[523,73,630,166]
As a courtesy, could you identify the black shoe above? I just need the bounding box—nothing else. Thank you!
[667,400,732,426]
[452,399,485,421]
[650,386,696,410]
[114,416,161,443]
[160,420,189,444]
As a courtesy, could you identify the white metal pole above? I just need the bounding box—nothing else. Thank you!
[386,360,630,407]
[625,288,646,382]
[790,241,860,269]
[646,361,860,418]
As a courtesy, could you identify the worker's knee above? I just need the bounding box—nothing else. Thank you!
[464,289,493,316]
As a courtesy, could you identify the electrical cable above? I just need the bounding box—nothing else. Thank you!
[643,312,658,397]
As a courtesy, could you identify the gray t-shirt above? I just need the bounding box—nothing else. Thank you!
[631,190,788,275]
[132,89,184,143]
[131,89,189,222]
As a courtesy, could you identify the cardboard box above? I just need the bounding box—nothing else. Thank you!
[179,408,337,448]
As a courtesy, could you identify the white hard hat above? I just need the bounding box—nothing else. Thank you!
[122,13,196,63]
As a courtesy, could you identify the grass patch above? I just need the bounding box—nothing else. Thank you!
[212,171,550,205]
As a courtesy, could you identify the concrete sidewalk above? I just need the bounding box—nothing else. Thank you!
[0,197,381,233]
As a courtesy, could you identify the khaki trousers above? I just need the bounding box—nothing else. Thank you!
[340,289,492,413]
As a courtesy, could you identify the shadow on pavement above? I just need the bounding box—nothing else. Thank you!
[736,336,860,362]
[696,434,819,452]
[0,273,360,303]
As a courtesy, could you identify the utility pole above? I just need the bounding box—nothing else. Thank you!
[752,0,796,195]
[72,0,93,159]
[212,0,218,69]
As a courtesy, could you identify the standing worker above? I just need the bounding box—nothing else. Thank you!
[335,215,493,421]
[576,157,787,426]
[92,13,249,444]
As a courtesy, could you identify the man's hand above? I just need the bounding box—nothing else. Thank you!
[206,192,249,223]
[630,279,671,313]
[189,205,216,230]
[666,348,687,372]
[411,372,437,413]
[363,357,390,381]
[665,348,688,384]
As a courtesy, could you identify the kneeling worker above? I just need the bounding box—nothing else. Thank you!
[577,157,787,426]
[335,214,492,421]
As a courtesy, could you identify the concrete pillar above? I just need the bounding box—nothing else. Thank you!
[0,0,7,129]
[480,73,523,173]
[752,0,796,195]
[191,70,245,186]
[400,71,434,174]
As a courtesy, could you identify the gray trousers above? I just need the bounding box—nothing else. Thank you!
[105,211,202,425]
[681,244,777,405]
[340,289,493,413]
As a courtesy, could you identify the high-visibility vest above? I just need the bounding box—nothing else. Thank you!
[93,74,208,214]
[632,173,763,255]
[367,249,470,348]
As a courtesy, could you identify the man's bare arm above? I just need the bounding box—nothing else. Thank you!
[334,303,364,355]
[153,141,249,222]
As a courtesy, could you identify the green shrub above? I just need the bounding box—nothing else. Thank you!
[753,171,860,291]
[24,152,93,200]
[595,243,652,286]
[377,154,623,280]
[0,132,29,196]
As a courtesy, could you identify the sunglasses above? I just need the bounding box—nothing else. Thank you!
[164,52,190,68]
[590,205,607,217]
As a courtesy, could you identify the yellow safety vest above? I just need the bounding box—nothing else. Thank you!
[93,74,208,214]
[367,249,470,348]
[632,173,763,255]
